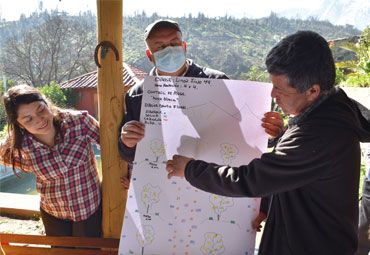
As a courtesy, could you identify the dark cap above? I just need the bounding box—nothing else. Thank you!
[144,19,181,40]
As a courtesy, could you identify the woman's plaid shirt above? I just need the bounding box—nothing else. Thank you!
[16,111,101,222]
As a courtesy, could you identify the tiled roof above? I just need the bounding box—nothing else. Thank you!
[59,63,148,89]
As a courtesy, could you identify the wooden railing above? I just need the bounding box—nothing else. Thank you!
[0,233,119,255]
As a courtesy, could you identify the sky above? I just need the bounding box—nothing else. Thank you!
[0,0,321,22]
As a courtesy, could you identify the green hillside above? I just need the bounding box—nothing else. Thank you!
[0,11,361,83]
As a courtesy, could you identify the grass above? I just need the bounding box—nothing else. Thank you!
[0,214,45,235]
[30,214,41,221]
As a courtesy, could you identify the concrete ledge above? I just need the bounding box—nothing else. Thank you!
[0,192,40,217]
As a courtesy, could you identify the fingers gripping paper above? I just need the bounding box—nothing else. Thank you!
[119,76,272,255]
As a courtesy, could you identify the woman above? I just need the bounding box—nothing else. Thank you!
[0,84,102,238]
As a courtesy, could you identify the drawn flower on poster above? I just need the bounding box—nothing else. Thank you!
[136,225,155,255]
[200,232,225,255]
[141,183,161,214]
[150,139,165,162]
[220,143,239,165]
[209,194,234,221]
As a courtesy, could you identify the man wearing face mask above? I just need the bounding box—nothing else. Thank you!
[118,19,284,188]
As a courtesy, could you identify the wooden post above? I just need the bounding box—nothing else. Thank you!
[96,0,127,238]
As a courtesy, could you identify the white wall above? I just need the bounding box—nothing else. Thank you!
[341,87,370,153]
[341,87,370,109]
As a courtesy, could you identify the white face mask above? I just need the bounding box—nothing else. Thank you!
[153,46,186,73]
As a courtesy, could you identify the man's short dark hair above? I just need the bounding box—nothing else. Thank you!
[265,31,335,93]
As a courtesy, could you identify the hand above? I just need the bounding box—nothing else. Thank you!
[120,177,131,189]
[261,111,284,139]
[120,121,145,148]
[166,154,194,179]
[252,222,263,232]
[120,170,131,189]
[251,212,267,232]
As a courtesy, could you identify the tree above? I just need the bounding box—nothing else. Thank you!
[38,81,77,108]
[335,27,370,87]
[0,79,16,131]
[0,11,362,82]
[246,65,269,82]
[0,11,96,86]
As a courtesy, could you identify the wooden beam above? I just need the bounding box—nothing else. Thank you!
[1,233,119,255]
[1,234,119,248]
[96,0,127,238]
[0,247,116,255]
[0,192,40,218]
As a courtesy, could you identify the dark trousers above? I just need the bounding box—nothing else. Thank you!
[356,178,370,255]
[40,202,102,238]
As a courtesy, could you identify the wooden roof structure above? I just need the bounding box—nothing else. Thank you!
[59,63,147,90]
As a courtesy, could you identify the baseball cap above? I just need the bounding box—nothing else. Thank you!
[144,19,181,40]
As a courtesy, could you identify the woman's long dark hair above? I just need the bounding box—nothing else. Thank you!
[2,85,63,176]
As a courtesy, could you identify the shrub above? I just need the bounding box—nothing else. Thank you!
[39,81,77,108]
[345,73,370,87]
[335,68,346,85]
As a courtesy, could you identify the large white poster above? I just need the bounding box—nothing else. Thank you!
[119,76,272,255]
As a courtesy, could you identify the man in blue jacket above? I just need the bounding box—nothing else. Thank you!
[118,19,283,188]
[166,31,370,255]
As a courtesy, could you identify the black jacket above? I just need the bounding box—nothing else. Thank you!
[118,59,228,162]
[185,88,370,255]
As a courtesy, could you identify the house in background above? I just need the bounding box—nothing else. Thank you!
[59,63,147,119]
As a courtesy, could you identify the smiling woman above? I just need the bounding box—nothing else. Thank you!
[0,84,103,239]
[16,101,55,147]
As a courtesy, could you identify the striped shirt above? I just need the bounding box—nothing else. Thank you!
[6,111,101,222]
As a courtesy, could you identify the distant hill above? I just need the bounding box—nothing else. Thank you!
[278,0,370,30]
[122,13,361,79]
[0,12,362,81]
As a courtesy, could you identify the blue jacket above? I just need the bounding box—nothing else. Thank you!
[118,59,228,162]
